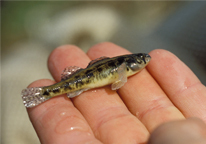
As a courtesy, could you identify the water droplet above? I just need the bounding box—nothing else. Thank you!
[135,111,139,117]
[91,90,97,93]
[87,132,91,136]
[156,51,160,54]
[60,112,66,116]
[69,126,84,131]
[55,116,90,134]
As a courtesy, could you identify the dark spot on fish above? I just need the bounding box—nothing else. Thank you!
[85,69,93,75]
[126,58,137,64]
[75,75,80,79]
[75,79,84,88]
[117,57,125,64]
[100,74,108,79]
[78,80,84,85]
[43,90,50,96]
[87,73,94,78]
[65,86,72,90]
[64,82,69,88]
[127,67,129,71]
[97,67,103,73]
[108,61,116,67]
[75,82,78,88]
[64,82,72,90]
[95,63,103,68]
[85,79,90,84]
[52,88,60,93]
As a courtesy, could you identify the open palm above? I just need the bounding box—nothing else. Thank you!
[26,42,206,144]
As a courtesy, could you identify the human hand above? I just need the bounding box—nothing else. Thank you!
[26,42,206,144]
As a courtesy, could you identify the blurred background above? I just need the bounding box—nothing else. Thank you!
[1,1,206,144]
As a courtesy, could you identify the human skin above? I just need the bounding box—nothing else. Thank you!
[26,42,206,144]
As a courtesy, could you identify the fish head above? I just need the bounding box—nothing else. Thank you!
[128,53,151,72]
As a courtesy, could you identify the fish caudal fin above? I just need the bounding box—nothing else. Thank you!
[21,87,46,108]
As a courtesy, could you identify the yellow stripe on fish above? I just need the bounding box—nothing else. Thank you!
[21,53,151,108]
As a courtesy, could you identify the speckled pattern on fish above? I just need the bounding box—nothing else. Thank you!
[21,53,151,108]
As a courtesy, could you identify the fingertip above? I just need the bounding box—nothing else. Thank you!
[149,49,170,55]
[149,49,178,63]
[49,45,80,61]
[87,42,116,53]
[148,118,206,144]
[186,117,206,131]
[87,42,130,59]
[48,44,81,70]
[48,45,89,82]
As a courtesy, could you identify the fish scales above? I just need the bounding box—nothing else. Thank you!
[39,57,120,99]
[21,53,151,108]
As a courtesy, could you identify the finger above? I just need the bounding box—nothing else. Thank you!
[28,45,100,144]
[147,49,206,122]
[48,45,90,82]
[87,42,184,132]
[27,79,102,144]
[48,43,149,143]
[148,117,206,144]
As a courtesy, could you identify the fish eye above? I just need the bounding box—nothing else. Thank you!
[135,53,151,64]
[136,53,144,59]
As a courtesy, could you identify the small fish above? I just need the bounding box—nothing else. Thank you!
[21,53,151,108]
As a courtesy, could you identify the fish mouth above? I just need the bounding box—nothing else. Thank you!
[143,54,151,64]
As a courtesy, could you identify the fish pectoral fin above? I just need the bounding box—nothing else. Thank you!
[111,62,127,90]
[87,56,110,67]
[67,88,89,98]
[111,80,126,90]
[61,66,82,81]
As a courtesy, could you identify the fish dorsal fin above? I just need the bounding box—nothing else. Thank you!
[87,56,109,67]
[61,66,82,81]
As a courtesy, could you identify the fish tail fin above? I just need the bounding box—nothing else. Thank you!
[21,87,46,108]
